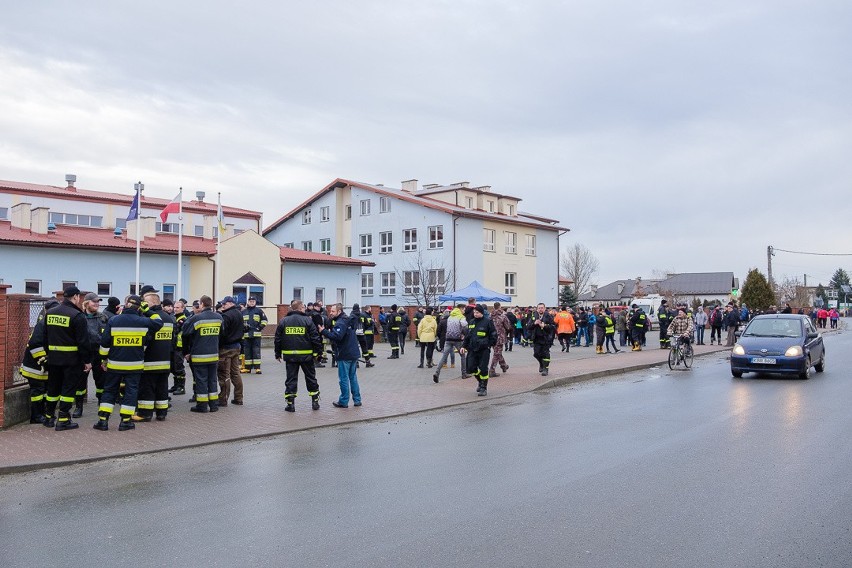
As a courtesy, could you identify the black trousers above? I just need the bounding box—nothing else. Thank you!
[398,331,407,353]
[138,371,170,416]
[46,364,79,417]
[533,343,551,369]
[419,341,436,365]
[388,329,400,355]
[100,371,142,419]
[285,360,319,399]
[244,337,263,369]
[466,348,491,380]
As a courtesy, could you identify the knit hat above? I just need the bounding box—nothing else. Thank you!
[107,297,121,309]
[474,303,486,314]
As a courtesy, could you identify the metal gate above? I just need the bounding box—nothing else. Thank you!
[4,296,53,389]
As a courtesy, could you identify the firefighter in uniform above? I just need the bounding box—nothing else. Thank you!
[30,286,93,431]
[75,292,110,417]
[241,296,267,374]
[387,304,401,359]
[657,299,672,350]
[22,299,59,424]
[94,295,163,431]
[167,299,188,395]
[527,302,556,375]
[629,304,647,351]
[460,304,497,396]
[134,288,176,421]
[274,299,323,412]
[359,305,377,367]
[182,295,223,413]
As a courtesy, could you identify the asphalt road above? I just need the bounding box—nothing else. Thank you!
[2,332,851,567]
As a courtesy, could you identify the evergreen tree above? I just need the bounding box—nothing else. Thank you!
[740,268,776,311]
[559,285,578,308]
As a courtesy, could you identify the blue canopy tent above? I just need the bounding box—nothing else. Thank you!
[439,280,511,303]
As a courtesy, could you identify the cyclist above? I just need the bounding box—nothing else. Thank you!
[667,307,694,353]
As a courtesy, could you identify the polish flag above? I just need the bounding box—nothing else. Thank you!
[159,192,181,223]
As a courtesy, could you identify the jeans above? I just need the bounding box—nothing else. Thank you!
[435,339,465,377]
[696,325,705,344]
[337,360,361,406]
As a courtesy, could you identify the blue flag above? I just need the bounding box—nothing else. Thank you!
[127,191,139,221]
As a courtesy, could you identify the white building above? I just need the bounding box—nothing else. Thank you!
[263,178,568,307]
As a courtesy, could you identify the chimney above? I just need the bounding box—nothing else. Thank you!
[65,174,77,191]
[31,207,50,234]
[11,203,32,230]
[590,284,598,297]
[196,191,206,203]
[617,282,625,295]
[401,179,418,193]
[127,216,157,241]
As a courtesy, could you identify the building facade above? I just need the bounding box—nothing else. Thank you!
[264,178,568,307]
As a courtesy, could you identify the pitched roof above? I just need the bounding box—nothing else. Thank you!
[279,246,375,267]
[656,272,737,295]
[0,179,261,219]
[263,178,568,234]
[0,221,215,256]
[577,279,636,302]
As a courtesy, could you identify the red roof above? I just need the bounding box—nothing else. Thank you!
[0,221,215,256]
[279,246,374,267]
[0,179,261,219]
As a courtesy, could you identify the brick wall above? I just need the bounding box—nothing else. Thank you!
[0,285,9,426]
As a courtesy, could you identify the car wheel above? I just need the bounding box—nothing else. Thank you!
[799,357,811,380]
[731,369,743,378]
[815,353,825,373]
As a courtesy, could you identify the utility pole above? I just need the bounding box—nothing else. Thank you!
[767,245,775,288]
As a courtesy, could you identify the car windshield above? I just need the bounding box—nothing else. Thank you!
[742,319,802,338]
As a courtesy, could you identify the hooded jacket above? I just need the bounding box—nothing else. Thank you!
[417,314,438,343]
[322,312,361,361]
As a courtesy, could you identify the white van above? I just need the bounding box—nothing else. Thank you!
[629,294,666,330]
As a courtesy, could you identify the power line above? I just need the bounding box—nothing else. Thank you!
[772,247,852,256]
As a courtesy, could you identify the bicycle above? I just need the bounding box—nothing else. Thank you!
[668,335,694,370]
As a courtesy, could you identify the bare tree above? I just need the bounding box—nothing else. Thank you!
[775,276,810,308]
[395,251,454,307]
[560,243,600,296]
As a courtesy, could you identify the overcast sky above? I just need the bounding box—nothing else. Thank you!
[2,1,851,289]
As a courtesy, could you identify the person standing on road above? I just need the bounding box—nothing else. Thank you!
[32,286,93,431]
[460,304,497,396]
[554,306,575,352]
[667,307,695,352]
[22,299,59,425]
[724,303,740,346]
[75,292,109,416]
[416,307,438,368]
[320,303,362,408]
[241,296,268,375]
[694,306,708,345]
[217,296,245,407]
[527,302,556,376]
[182,295,223,413]
[709,305,724,345]
[488,302,511,377]
[134,289,175,422]
[387,304,401,359]
[594,306,607,354]
[629,304,647,351]
[357,304,377,367]
[657,299,672,350]
[94,295,163,431]
[398,307,411,355]
[433,305,468,383]
[275,300,323,412]
[575,307,589,347]
[615,308,628,347]
[602,308,619,353]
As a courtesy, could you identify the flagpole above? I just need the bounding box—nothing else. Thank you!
[177,187,183,301]
[215,192,222,301]
[133,181,143,292]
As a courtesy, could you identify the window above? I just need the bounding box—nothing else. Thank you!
[212,226,219,239]
[428,225,443,249]
[380,196,391,213]
[320,206,330,222]
[62,281,77,290]
[361,273,374,296]
[162,284,176,302]
[115,218,127,230]
[465,197,473,208]
[97,282,111,296]
[525,234,536,256]
[130,283,142,294]
[427,269,446,295]
[381,272,396,296]
[345,245,352,257]
[320,238,331,255]
[336,288,346,305]
[359,233,372,255]
[403,271,421,295]
[25,280,40,295]
[360,199,371,216]
[293,287,303,302]
[315,288,325,303]
[302,240,312,252]
[483,229,496,252]
[380,231,393,254]
[403,228,417,252]
[156,222,181,234]
[345,205,352,220]
[508,204,515,216]
[302,209,311,224]
[0,207,8,220]
[505,231,517,254]
[194,225,204,237]
[488,201,494,213]
[283,242,294,249]
[50,212,102,227]
[505,273,517,296]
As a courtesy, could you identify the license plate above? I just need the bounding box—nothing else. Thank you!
[751,357,776,364]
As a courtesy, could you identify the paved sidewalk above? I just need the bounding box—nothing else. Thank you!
[0,330,804,473]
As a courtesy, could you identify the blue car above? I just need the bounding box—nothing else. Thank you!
[730,314,825,379]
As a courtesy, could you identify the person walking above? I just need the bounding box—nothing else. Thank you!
[433,305,468,382]
[694,306,708,345]
[241,296,268,374]
[94,295,163,431]
[320,303,363,408]
[602,308,620,353]
[460,304,497,395]
[217,296,245,407]
[416,307,438,368]
[31,286,93,431]
[182,295,223,413]
[527,302,556,376]
[274,300,323,412]
[554,306,575,352]
[488,302,511,377]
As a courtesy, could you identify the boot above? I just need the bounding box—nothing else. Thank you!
[30,414,48,425]
[476,379,484,394]
[240,354,248,373]
[44,414,56,428]
[285,399,295,412]
[427,360,434,368]
[478,380,487,396]
[501,364,509,373]
[311,394,320,411]
[208,401,219,413]
[417,363,424,368]
[433,372,440,383]
[155,410,167,421]
[190,402,209,413]
[93,417,109,431]
[489,369,500,377]
[365,361,375,368]
[72,397,84,418]
[118,418,135,431]
[254,368,262,375]
[541,367,549,376]
[55,411,79,431]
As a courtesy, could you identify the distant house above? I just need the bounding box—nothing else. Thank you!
[578,272,737,308]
